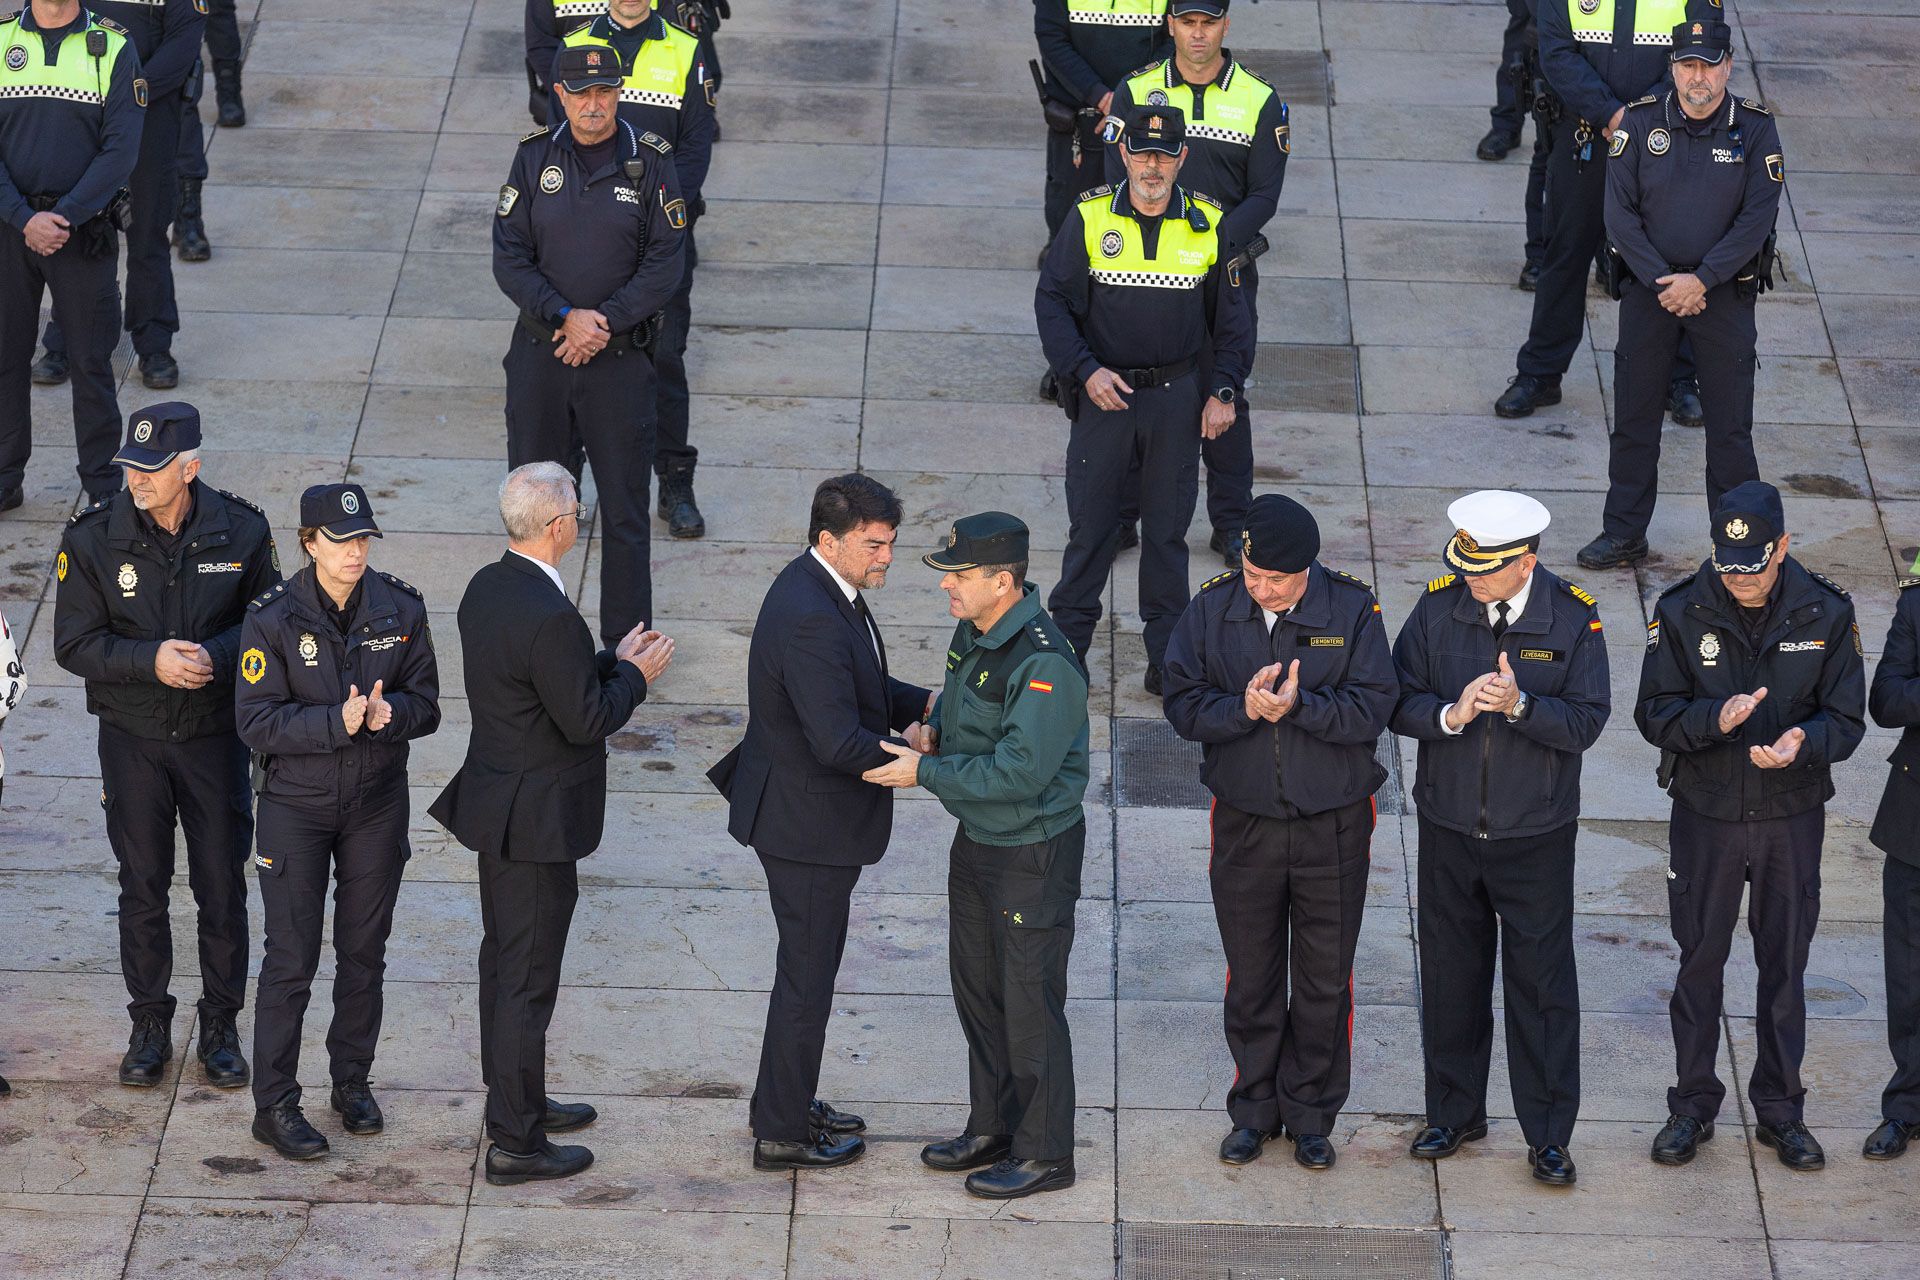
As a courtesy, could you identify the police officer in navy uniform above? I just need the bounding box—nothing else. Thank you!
[52,402,279,1089]
[1037,104,1252,695]
[1492,0,1711,422]
[1577,20,1782,571]
[559,0,716,538]
[1102,0,1286,568]
[171,0,246,262]
[1391,491,1610,1187]
[31,0,202,393]
[494,44,686,649]
[1162,494,1397,1171]
[236,484,440,1161]
[1866,577,1920,1161]
[0,0,143,514]
[1637,482,1864,1172]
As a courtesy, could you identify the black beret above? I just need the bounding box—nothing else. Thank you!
[1241,494,1319,574]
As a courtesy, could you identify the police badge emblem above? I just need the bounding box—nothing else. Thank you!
[1146,90,1168,107]
[299,633,319,665]
[1765,153,1784,183]
[4,46,26,73]
[1578,0,1599,11]
[1100,229,1124,258]
[1699,632,1721,666]
[497,184,520,217]
[540,165,564,194]
[340,491,360,515]
[1455,529,1479,553]
[1609,130,1629,157]
[947,526,959,549]
[117,563,137,596]
[1647,128,1671,155]
[1724,517,1749,540]
[133,419,154,443]
[241,648,267,685]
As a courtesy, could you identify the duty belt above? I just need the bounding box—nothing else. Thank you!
[26,194,60,212]
[1106,355,1197,389]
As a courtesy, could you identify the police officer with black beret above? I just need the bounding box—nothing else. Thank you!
[236,484,440,1161]
[1037,103,1252,694]
[1577,20,1783,571]
[495,43,686,649]
[1866,575,1920,1161]
[52,402,279,1090]
[1391,491,1610,1186]
[1637,481,1864,1172]
[1162,494,1397,1171]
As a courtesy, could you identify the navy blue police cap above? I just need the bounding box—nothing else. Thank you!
[1122,104,1186,156]
[555,44,625,92]
[300,483,382,542]
[1169,0,1230,15]
[1711,481,1784,575]
[112,402,200,472]
[1671,19,1732,63]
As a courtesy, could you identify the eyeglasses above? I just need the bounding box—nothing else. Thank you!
[546,505,587,528]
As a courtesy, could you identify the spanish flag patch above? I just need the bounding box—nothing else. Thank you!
[1028,679,1054,693]
[1588,619,1603,632]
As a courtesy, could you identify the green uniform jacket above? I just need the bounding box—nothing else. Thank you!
[919,586,1091,846]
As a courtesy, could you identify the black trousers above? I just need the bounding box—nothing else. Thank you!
[1516,117,1692,386]
[1523,125,1548,268]
[1050,371,1201,666]
[251,788,409,1110]
[1211,796,1372,1136]
[652,228,697,477]
[950,821,1084,1162]
[1667,803,1823,1126]
[1417,816,1580,1148]
[749,853,863,1143]
[0,233,121,495]
[504,327,656,644]
[97,724,253,1023]
[1601,280,1758,541]
[46,93,182,360]
[1043,114,1103,240]
[477,850,579,1153]
[1882,855,1920,1123]
[1492,0,1531,134]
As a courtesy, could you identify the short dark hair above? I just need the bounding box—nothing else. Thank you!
[809,473,902,545]
[977,561,1027,587]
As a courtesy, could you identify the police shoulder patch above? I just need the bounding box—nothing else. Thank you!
[1200,570,1238,592]
[1562,580,1599,609]
[247,580,289,612]
[1609,130,1629,158]
[132,77,147,108]
[378,571,423,600]
[1809,569,1850,599]
[639,131,672,153]
[1427,574,1459,594]
[217,488,267,518]
[1740,97,1771,116]
[520,127,547,145]
[1078,184,1114,203]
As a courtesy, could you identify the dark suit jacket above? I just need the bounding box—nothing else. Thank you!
[709,551,930,866]
[1872,584,1920,866]
[429,552,648,862]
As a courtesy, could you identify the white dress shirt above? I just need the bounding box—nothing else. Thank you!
[810,547,881,663]
[509,548,567,596]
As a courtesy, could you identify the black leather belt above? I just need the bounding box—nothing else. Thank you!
[1110,355,1197,389]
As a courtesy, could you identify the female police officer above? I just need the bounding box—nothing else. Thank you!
[235,484,440,1160]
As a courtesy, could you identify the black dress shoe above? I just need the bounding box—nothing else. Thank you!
[754,1130,865,1171]
[0,1072,10,1095]
[1209,528,1243,570]
[196,1012,250,1088]
[1517,261,1541,292]
[139,352,180,391]
[1039,369,1058,403]
[1650,1113,1713,1165]
[1291,1132,1335,1170]
[1667,378,1705,426]
[118,1015,172,1088]
[1218,1126,1272,1165]
[1494,374,1561,419]
[485,1139,594,1185]
[809,1099,866,1134]
[1756,1120,1826,1171]
[1864,1117,1916,1161]
[1116,520,1139,551]
[29,349,67,386]
[1528,1144,1577,1185]
[1408,1121,1487,1159]
[1144,664,1164,697]
[0,488,21,515]
[1476,128,1520,161]
[330,1080,384,1135]
[964,1155,1076,1199]
[543,1097,598,1134]
[1575,532,1650,571]
[922,1130,1013,1171]
[253,1102,330,1160]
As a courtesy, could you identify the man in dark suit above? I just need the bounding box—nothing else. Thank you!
[1868,579,1920,1161]
[709,473,933,1171]
[430,461,675,1186]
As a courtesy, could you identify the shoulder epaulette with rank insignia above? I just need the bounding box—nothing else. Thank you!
[1327,567,1374,593]
[378,571,422,600]
[639,131,672,153]
[1189,190,1223,210]
[247,581,289,612]
[68,498,110,526]
[1628,94,1658,107]
[216,488,266,518]
[1126,58,1166,80]
[1427,574,1458,594]
[1562,580,1598,608]
[1200,570,1238,592]
[1657,570,1699,598]
[520,127,548,145]
[1809,569,1850,599]
[1235,64,1274,89]
[94,15,127,34]
[1740,98,1771,115]
[1078,184,1114,203]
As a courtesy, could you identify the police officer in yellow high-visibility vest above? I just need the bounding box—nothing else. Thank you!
[560,0,715,539]
[1036,104,1252,696]
[1035,0,1168,243]
[525,0,606,124]
[0,0,143,512]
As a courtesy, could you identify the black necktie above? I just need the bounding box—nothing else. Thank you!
[853,594,886,673]
[1492,600,1510,639]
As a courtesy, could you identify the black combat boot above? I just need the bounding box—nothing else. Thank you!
[213,59,246,127]
[173,178,211,262]
[657,463,705,539]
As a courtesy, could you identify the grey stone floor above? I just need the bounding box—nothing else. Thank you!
[2,0,1918,1276]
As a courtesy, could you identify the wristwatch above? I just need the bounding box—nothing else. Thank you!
[1505,692,1532,723]
[1213,387,1236,405]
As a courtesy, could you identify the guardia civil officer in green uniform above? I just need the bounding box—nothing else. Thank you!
[1036,103,1252,695]
[863,513,1091,1201]
[1103,0,1287,568]
[0,0,143,513]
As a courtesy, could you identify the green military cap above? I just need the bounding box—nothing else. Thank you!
[923,512,1029,571]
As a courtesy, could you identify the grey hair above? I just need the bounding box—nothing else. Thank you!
[499,461,576,542]
[175,448,200,467]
